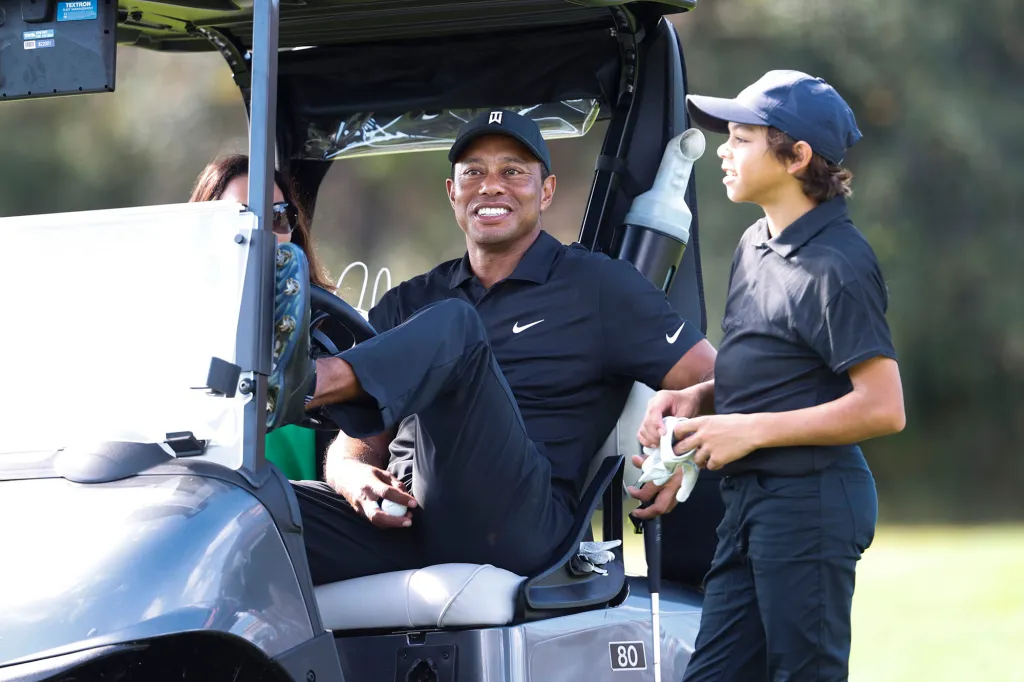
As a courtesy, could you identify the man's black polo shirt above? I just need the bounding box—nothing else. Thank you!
[368,230,704,497]
[714,197,898,476]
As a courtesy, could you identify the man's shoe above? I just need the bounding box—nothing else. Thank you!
[267,242,315,432]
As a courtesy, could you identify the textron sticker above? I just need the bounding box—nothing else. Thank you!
[57,0,97,21]
[23,29,55,40]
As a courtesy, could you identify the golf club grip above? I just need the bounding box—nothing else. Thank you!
[645,517,662,589]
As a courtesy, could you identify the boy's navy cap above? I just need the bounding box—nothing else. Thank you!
[448,109,552,173]
[686,70,862,164]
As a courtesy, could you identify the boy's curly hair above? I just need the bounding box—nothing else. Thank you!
[766,128,853,202]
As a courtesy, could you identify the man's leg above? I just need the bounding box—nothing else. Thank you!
[313,298,574,576]
[268,274,575,583]
[268,242,573,580]
[682,478,769,682]
[745,464,877,681]
[290,480,423,585]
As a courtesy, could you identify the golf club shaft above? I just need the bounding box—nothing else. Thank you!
[645,516,663,682]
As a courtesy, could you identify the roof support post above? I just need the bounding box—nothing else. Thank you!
[236,0,280,481]
[578,6,642,254]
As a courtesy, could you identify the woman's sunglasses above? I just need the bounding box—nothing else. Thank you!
[241,201,298,235]
[271,202,298,235]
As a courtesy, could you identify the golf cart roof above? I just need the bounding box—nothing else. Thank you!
[113,0,696,163]
[117,0,695,53]
[0,0,708,485]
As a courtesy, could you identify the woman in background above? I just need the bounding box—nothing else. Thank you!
[190,153,334,480]
[189,153,333,286]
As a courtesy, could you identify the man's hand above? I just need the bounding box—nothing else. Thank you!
[673,413,762,471]
[638,389,702,448]
[626,462,684,520]
[328,458,418,529]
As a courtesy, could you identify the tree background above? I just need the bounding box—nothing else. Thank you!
[1,0,1021,523]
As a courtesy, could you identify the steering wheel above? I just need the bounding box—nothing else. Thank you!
[296,284,378,430]
[310,284,377,346]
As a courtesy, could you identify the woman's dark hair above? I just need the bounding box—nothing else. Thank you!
[189,154,333,289]
[765,128,853,203]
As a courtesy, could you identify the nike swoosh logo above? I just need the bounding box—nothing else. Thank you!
[513,319,544,334]
[666,322,685,344]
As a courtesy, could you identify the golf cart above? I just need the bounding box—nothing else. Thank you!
[0,1,714,680]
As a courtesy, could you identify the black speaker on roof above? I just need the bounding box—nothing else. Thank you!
[0,0,116,101]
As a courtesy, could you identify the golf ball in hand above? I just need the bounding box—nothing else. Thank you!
[380,499,408,516]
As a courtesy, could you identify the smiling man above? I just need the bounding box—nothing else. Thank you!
[268,109,718,585]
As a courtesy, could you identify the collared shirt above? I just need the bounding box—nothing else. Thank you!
[368,230,704,497]
[714,197,898,476]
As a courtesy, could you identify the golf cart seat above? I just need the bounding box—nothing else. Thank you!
[314,382,653,632]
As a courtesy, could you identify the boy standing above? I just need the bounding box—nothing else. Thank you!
[637,71,906,680]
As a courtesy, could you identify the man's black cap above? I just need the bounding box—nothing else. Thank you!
[448,109,552,174]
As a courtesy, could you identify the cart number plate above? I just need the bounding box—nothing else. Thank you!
[609,641,647,671]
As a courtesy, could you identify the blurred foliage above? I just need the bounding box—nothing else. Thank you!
[675,0,1024,522]
[0,0,1020,521]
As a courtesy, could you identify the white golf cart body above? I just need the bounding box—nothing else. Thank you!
[0,1,713,680]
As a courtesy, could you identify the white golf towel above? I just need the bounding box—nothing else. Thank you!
[635,416,700,503]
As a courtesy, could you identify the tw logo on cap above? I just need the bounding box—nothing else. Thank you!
[488,111,503,125]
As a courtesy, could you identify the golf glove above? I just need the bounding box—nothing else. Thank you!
[635,416,700,504]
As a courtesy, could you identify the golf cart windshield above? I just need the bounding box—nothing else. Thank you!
[303,100,600,161]
[0,202,255,463]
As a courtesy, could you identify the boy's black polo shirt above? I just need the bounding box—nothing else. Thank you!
[368,230,704,496]
[714,197,898,476]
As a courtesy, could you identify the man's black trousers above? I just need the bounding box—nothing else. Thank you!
[291,299,575,585]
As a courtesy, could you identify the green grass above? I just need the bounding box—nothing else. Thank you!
[848,525,1024,682]
[618,523,1024,682]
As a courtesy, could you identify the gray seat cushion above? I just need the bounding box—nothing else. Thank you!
[316,382,653,632]
[315,563,525,631]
